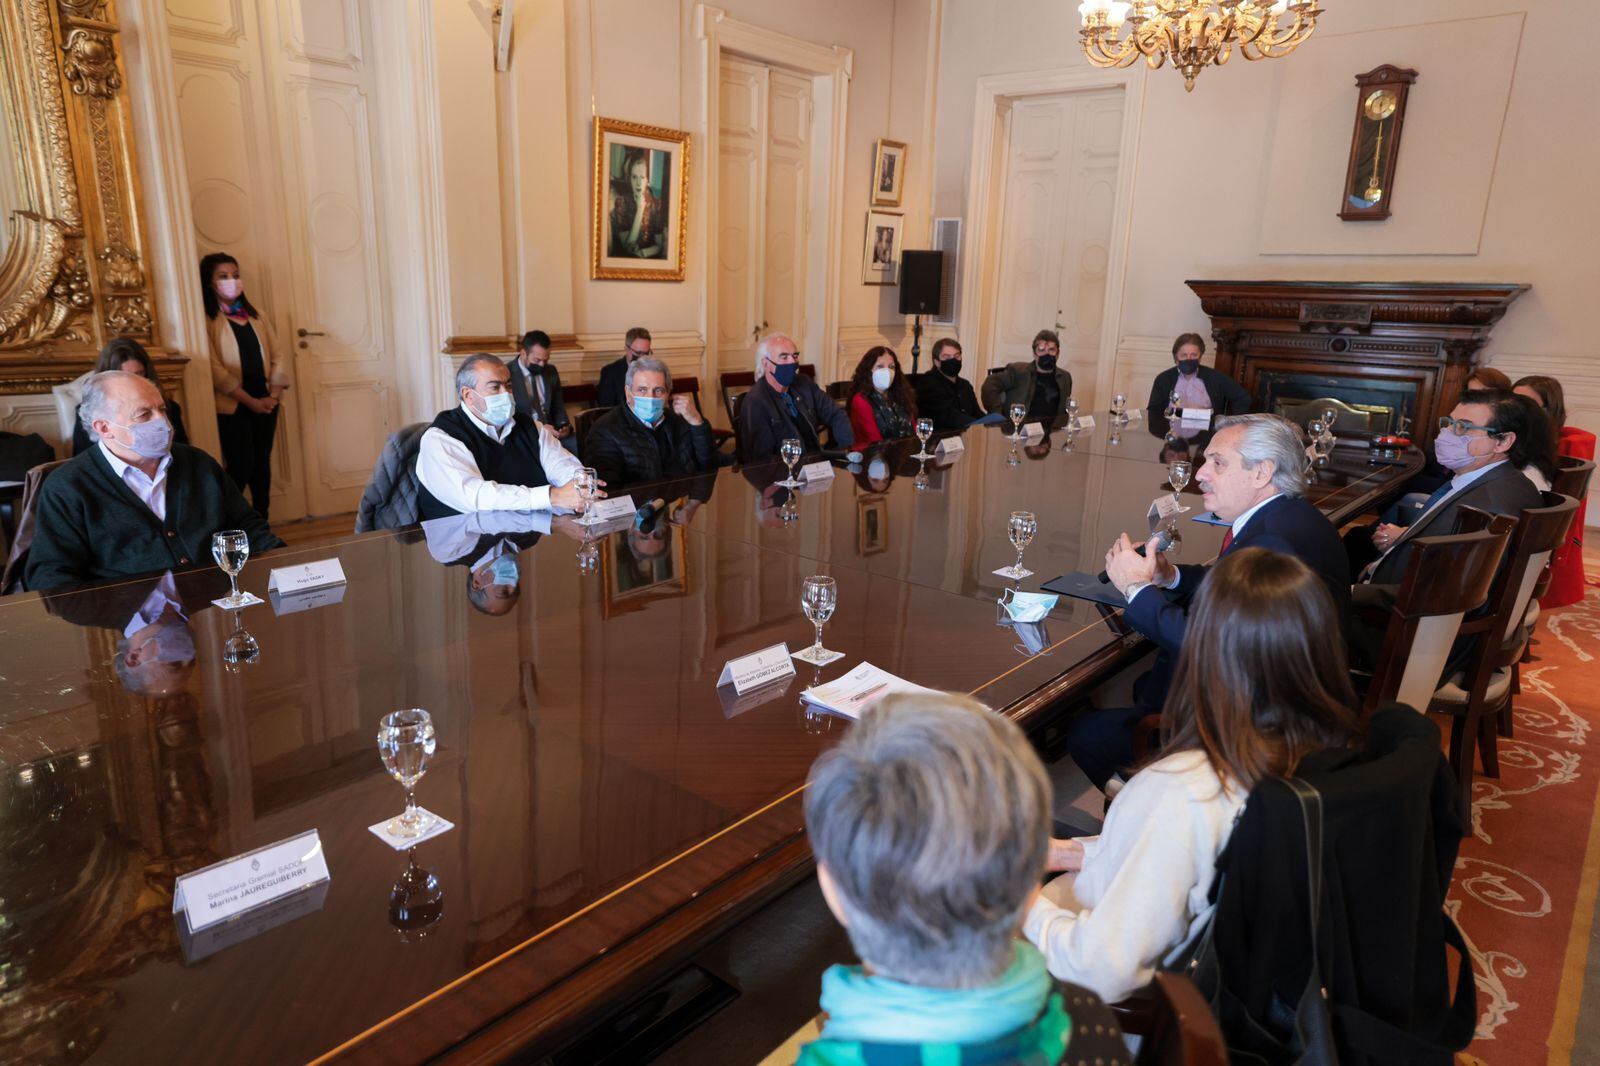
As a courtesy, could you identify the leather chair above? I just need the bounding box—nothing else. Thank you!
[1,459,69,594]
[1427,491,1579,821]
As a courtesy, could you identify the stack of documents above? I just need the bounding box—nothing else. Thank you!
[800,662,940,720]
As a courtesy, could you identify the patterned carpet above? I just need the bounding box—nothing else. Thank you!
[1451,578,1600,1065]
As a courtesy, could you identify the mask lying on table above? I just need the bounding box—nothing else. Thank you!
[998,588,1058,624]
[1012,620,1051,657]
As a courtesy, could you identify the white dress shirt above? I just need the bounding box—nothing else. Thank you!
[99,441,172,521]
[416,404,581,513]
[421,510,553,564]
[123,571,185,639]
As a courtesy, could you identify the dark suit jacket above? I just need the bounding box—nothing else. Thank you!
[1366,461,1542,586]
[24,444,284,591]
[979,361,1074,417]
[596,356,630,409]
[504,357,568,427]
[585,405,715,490]
[1145,365,1251,419]
[737,377,853,462]
[912,371,982,431]
[1123,493,1350,709]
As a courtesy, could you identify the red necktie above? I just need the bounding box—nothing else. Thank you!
[1220,528,1234,553]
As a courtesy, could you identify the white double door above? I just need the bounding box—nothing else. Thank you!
[716,57,813,385]
[988,90,1125,406]
[169,0,400,520]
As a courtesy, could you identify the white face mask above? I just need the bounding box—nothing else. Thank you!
[867,458,888,481]
[871,367,895,392]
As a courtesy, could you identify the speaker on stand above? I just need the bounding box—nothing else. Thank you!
[898,250,944,375]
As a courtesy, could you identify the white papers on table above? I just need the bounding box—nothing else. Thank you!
[799,662,941,720]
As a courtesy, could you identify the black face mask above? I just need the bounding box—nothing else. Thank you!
[939,357,962,377]
[1177,359,1200,377]
[1035,354,1058,373]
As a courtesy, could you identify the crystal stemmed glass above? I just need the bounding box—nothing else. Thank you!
[794,575,838,665]
[377,709,437,840]
[1066,397,1081,432]
[914,461,930,491]
[1002,511,1037,579]
[1167,459,1193,513]
[221,610,259,673]
[1111,392,1127,424]
[1008,402,1027,441]
[574,467,600,526]
[913,417,934,459]
[388,848,445,944]
[211,530,252,608]
[1164,389,1180,419]
[576,535,600,576]
[778,437,804,488]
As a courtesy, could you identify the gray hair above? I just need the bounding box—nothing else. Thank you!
[1214,412,1309,497]
[455,353,504,395]
[624,354,672,393]
[754,332,796,376]
[79,370,154,434]
[804,692,1050,988]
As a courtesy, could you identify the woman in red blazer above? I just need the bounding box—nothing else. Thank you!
[847,346,917,445]
[1516,375,1595,607]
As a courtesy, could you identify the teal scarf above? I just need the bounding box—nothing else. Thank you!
[817,941,1053,1045]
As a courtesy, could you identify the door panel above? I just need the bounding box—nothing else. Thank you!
[717,59,766,378]
[763,70,811,358]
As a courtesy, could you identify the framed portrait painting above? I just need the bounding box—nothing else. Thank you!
[861,210,903,286]
[592,117,690,281]
[871,139,906,207]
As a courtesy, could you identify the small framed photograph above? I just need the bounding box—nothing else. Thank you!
[871,139,906,207]
[592,117,690,281]
[601,525,688,618]
[858,494,889,555]
[861,210,903,286]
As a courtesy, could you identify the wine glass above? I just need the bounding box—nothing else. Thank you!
[778,437,804,488]
[211,530,252,608]
[576,535,599,576]
[1164,389,1180,419]
[377,709,437,840]
[1111,392,1127,424]
[1002,511,1037,579]
[914,462,930,492]
[913,417,934,460]
[795,575,838,665]
[221,611,259,673]
[388,848,445,944]
[574,467,600,526]
[1066,396,1081,432]
[1008,402,1027,441]
[1167,459,1193,513]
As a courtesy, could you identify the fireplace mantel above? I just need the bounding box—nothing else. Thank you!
[1187,280,1530,447]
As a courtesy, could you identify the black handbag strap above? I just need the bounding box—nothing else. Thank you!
[1280,776,1325,981]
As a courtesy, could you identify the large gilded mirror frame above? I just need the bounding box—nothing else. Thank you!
[0,0,173,392]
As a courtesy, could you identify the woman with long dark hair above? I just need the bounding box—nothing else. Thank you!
[71,337,190,456]
[1515,374,1594,606]
[1024,548,1362,1003]
[846,345,916,444]
[201,252,288,519]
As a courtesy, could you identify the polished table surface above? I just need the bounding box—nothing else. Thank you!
[0,419,1419,1064]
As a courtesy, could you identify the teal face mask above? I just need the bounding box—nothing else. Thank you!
[633,395,665,424]
[998,589,1058,624]
[489,555,520,586]
[476,390,514,426]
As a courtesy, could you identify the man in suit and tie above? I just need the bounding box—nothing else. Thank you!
[1068,413,1350,789]
[596,326,652,409]
[505,330,576,455]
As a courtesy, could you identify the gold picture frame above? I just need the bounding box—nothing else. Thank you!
[861,210,903,286]
[857,494,888,556]
[870,138,906,207]
[591,116,690,282]
[600,523,690,617]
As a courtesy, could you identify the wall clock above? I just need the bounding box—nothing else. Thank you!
[1339,65,1418,222]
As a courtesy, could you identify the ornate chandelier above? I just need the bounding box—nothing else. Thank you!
[1078,1,1323,92]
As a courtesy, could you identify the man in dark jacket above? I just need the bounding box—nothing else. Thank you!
[26,372,283,592]
[585,356,715,490]
[595,326,653,408]
[738,332,853,462]
[505,329,575,454]
[1145,332,1250,420]
[912,337,982,431]
[979,329,1073,420]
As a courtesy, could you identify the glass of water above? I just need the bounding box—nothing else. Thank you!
[377,708,437,839]
[1066,397,1081,432]
[795,575,838,665]
[1165,389,1180,419]
[211,529,252,608]
[913,417,935,459]
[1008,402,1027,440]
[1002,511,1037,579]
[574,467,600,525]
[1167,459,1193,513]
[576,535,600,576]
[222,611,260,673]
[1111,393,1127,423]
[778,437,804,488]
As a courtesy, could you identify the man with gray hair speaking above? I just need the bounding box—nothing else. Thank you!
[737,332,852,462]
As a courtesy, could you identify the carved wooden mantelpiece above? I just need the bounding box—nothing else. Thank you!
[1187,280,1529,447]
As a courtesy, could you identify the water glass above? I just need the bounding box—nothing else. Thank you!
[211,530,252,608]
[574,467,600,525]
[1167,459,1193,513]
[795,575,838,665]
[221,611,260,673]
[1066,397,1081,432]
[576,536,600,576]
[1008,402,1027,440]
[1002,511,1037,579]
[1111,393,1127,423]
[377,709,437,839]
[779,437,804,488]
[389,850,445,943]
[1164,389,1180,419]
[913,417,934,459]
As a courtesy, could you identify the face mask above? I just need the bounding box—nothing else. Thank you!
[871,367,895,392]
[111,417,173,459]
[488,555,520,587]
[633,394,665,425]
[999,588,1058,624]
[939,357,962,377]
[1434,428,1490,472]
[1013,620,1050,657]
[1035,354,1058,373]
[1177,359,1200,377]
[867,458,888,481]
[216,278,243,301]
[147,619,196,663]
[475,390,514,426]
[770,362,799,388]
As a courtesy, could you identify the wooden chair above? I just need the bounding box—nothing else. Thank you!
[825,380,853,404]
[1136,973,1229,1066]
[562,382,599,412]
[728,392,748,464]
[1427,491,1579,820]
[1526,456,1594,622]
[1,458,69,594]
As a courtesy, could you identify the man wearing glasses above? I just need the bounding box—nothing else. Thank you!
[596,326,653,408]
[737,332,853,462]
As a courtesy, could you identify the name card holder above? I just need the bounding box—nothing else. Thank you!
[935,436,965,456]
[1075,415,1096,431]
[1148,494,1184,523]
[798,460,835,482]
[269,582,347,616]
[1019,422,1045,438]
[174,829,331,934]
[267,559,347,596]
[1178,408,1213,428]
[587,493,637,522]
[717,642,796,695]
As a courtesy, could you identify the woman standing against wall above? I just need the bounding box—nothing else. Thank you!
[202,253,289,520]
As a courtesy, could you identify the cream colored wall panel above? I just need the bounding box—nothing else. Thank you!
[174,58,266,262]
[283,0,362,67]
[307,378,392,491]
[165,0,244,45]
[0,395,67,456]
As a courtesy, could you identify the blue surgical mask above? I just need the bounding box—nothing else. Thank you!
[476,391,514,426]
[867,458,889,481]
[633,395,665,424]
[999,589,1058,624]
[489,554,520,586]
[112,417,173,459]
[770,362,799,388]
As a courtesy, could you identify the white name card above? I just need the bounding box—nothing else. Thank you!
[269,582,347,616]
[587,493,637,522]
[267,559,346,595]
[1075,415,1096,431]
[1148,494,1184,522]
[1179,408,1213,427]
[1019,422,1045,438]
[935,436,965,455]
[1126,408,1144,422]
[799,460,835,482]
[717,642,796,695]
[174,830,331,933]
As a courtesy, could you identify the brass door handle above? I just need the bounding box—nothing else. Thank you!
[297,328,325,337]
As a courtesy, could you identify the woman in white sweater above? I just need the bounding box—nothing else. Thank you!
[1024,548,1363,1003]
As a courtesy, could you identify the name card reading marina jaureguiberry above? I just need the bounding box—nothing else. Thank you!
[717,642,796,695]
[173,830,331,933]
[266,559,347,595]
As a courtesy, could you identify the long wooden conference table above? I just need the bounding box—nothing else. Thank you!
[0,418,1420,1063]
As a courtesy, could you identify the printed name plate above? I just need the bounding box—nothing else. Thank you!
[267,559,346,595]
[1019,422,1045,438]
[1148,495,1184,522]
[1075,415,1096,431]
[1126,408,1144,421]
[717,642,796,695]
[174,830,331,933]
[1179,408,1213,427]
[269,582,348,616]
[935,436,965,455]
[799,460,835,482]
[587,494,637,522]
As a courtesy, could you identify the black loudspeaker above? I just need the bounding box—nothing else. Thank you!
[898,251,944,316]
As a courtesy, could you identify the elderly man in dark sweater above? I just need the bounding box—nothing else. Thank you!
[25,372,284,592]
[585,355,715,490]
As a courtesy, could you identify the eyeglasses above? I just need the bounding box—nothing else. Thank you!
[626,347,650,358]
[1437,416,1503,437]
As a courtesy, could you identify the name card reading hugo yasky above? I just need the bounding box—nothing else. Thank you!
[173,830,331,933]
[798,460,836,482]
[717,642,796,695]
[266,558,347,595]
